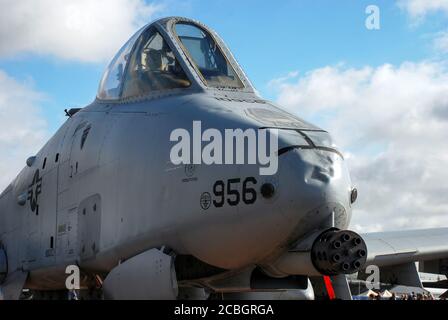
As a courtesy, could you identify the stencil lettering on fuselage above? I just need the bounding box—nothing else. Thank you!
[27,169,42,213]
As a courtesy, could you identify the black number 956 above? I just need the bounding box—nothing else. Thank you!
[212,177,257,208]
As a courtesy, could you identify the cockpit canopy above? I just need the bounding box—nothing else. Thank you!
[97,17,250,101]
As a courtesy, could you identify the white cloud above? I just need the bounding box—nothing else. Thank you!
[0,70,49,191]
[271,62,448,232]
[398,0,448,19]
[0,0,163,62]
[434,30,448,54]
[267,71,299,88]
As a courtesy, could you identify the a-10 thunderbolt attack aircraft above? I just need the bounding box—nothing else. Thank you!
[1,17,448,300]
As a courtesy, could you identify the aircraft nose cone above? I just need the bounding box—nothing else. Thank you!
[177,127,353,270]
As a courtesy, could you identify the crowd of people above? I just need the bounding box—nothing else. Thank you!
[368,291,436,300]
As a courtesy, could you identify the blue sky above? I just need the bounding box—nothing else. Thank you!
[1,0,446,132]
[1,0,448,231]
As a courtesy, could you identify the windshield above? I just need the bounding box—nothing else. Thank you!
[97,30,141,100]
[174,23,243,89]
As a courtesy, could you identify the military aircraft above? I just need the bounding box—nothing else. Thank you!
[1,16,447,300]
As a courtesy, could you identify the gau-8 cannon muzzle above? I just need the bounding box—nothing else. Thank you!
[310,229,367,275]
[264,229,368,277]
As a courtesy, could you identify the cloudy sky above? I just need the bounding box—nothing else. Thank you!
[0,0,447,232]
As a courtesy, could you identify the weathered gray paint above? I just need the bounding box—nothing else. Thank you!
[0,17,447,299]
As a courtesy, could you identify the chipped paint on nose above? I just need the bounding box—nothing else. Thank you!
[277,144,353,238]
[310,154,339,184]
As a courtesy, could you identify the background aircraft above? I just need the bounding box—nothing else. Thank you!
[1,17,447,300]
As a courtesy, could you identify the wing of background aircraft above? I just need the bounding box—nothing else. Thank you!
[362,228,448,267]
[356,228,448,290]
